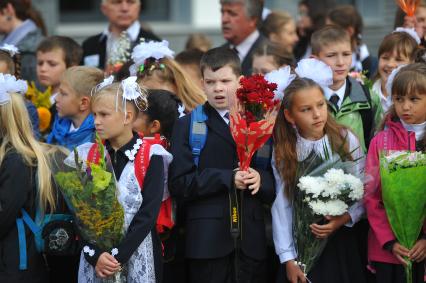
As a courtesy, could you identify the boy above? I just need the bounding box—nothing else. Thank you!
[169,47,274,283]
[311,25,382,152]
[47,66,104,150]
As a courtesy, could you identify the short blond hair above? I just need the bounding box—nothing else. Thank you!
[311,25,351,55]
[61,66,104,98]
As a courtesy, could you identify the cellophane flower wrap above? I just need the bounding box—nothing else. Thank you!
[292,149,364,275]
[230,74,280,171]
[54,135,126,281]
[379,150,426,283]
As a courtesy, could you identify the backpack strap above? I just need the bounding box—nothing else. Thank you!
[16,209,42,270]
[189,105,208,166]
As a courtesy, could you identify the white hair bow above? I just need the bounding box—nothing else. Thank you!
[120,76,148,114]
[130,40,175,76]
[0,73,28,106]
[393,27,421,44]
[264,66,296,100]
[295,58,334,87]
[0,44,19,57]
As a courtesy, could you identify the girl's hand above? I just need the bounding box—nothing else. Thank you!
[243,168,261,195]
[95,252,121,278]
[310,213,351,239]
[285,260,307,283]
[392,242,410,266]
[234,170,247,190]
[408,239,426,262]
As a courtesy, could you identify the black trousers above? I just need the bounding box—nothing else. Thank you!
[372,261,425,283]
[188,252,266,283]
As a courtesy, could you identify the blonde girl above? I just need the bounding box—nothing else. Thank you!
[131,40,206,112]
[0,74,54,283]
[75,77,172,283]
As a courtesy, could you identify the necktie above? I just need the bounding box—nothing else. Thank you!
[329,94,340,110]
[224,112,230,125]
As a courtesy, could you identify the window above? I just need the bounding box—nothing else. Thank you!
[59,0,170,23]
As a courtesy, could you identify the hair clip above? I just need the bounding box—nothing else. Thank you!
[0,73,28,105]
[393,27,421,44]
[0,44,19,57]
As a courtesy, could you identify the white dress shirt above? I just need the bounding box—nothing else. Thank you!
[372,79,392,114]
[231,30,260,62]
[324,80,347,109]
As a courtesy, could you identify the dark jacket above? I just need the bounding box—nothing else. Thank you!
[223,33,269,76]
[169,103,275,260]
[0,151,48,283]
[81,26,160,70]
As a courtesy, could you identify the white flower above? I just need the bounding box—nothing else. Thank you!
[111,248,119,256]
[345,174,364,200]
[308,199,348,216]
[324,169,345,188]
[298,176,325,198]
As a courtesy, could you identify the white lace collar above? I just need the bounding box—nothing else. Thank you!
[124,138,143,161]
[401,120,426,141]
[296,132,331,161]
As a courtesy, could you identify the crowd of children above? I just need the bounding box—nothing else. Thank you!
[0,1,426,283]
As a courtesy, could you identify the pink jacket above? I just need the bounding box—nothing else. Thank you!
[364,118,425,264]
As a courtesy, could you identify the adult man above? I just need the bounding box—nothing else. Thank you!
[82,0,160,70]
[221,0,267,76]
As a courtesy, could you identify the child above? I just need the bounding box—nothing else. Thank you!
[311,25,383,152]
[175,48,205,89]
[271,73,366,283]
[372,31,418,114]
[252,42,294,75]
[261,11,299,54]
[74,78,172,282]
[169,47,275,283]
[364,63,426,283]
[327,5,378,78]
[0,74,52,282]
[132,89,185,283]
[47,66,104,150]
[131,40,206,112]
[0,44,40,138]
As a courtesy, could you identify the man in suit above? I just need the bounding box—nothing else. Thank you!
[81,0,160,70]
[169,47,275,283]
[221,0,268,76]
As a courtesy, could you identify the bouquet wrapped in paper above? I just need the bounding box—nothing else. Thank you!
[292,152,364,275]
[229,74,280,171]
[54,135,126,282]
[379,150,426,283]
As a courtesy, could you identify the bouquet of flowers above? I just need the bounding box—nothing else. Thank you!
[229,74,280,171]
[292,151,364,275]
[54,135,126,282]
[106,31,131,75]
[26,82,52,133]
[380,150,426,283]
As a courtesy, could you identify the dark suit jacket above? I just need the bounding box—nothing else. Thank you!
[81,26,160,69]
[169,103,275,261]
[223,33,269,76]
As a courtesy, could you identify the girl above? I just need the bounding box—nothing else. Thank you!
[131,40,206,112]
[0,44,40,138]
[0,74,51,282]
[327,5,377,79]
[372,31,418,114]
[251,42,294,75]
[261,11,299,54]
[132,89,186,283]
[74,78,172,283]
[272,74,366,282]
[364,63,426,283]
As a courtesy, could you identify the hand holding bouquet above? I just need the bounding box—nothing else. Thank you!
[380,150,426,283]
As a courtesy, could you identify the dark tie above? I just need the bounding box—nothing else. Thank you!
[224,112,230,125]
[329,94,340,110]
[230,46,239,56]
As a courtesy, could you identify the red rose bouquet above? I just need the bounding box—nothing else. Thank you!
[229,74,280,171]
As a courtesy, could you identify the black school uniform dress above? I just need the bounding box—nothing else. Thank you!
[169,102,275,283]
[74,133,171,283]
[0,149,49,283]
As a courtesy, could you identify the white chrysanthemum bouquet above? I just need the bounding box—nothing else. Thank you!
[297,168,364,216]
